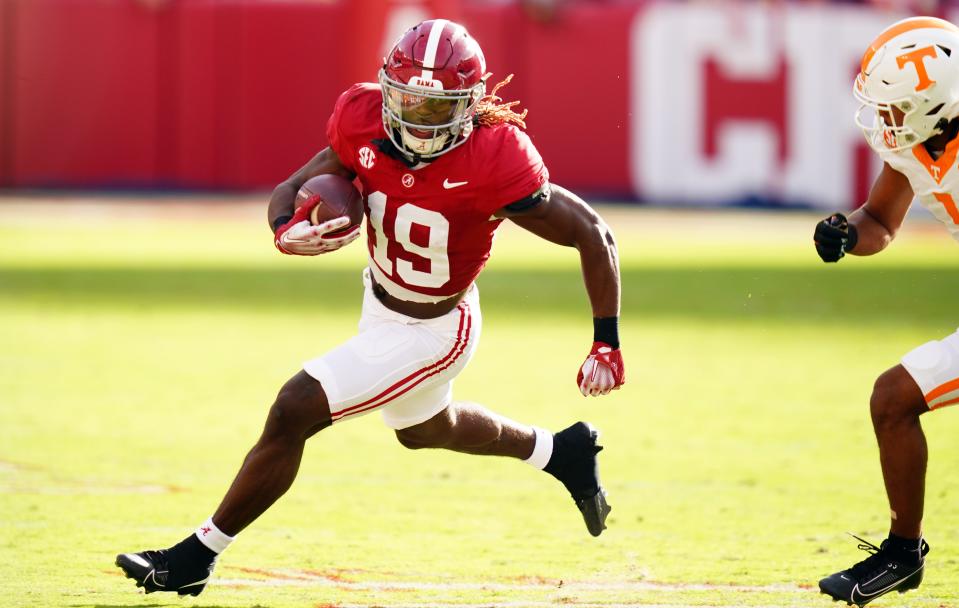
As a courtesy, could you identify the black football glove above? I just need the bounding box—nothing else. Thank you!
[814,212,858,262]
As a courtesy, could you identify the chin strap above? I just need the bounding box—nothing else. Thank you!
[942,117,959,139]
[372,138,420,168]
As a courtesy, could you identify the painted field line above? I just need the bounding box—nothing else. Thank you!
[216,574,807,594]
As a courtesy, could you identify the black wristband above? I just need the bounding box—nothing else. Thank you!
[593,316,619,349]
[272,215,293,233]
[845,222,859,252]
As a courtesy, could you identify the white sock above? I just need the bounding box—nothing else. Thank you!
[195,517,235,554]
[524,427,553,469]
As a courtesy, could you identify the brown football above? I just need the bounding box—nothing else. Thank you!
[295,174,364,236]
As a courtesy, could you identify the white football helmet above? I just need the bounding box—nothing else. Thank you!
[855,17,959,152]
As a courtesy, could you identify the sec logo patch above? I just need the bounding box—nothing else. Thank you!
[358,146,376,170]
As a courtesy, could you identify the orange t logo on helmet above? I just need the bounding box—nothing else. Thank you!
[896,45,938,91]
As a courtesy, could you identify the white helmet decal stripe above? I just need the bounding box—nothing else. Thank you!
[420,19,449,82]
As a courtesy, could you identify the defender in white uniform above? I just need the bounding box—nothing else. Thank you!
[816,16,959,607]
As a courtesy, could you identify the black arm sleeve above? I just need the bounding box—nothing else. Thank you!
[502,183,551,213]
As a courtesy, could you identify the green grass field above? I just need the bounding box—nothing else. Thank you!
[2,197,958,608]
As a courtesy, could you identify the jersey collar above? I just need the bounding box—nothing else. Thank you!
[912,131,959,184]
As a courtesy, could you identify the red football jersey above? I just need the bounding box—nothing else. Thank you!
[326,83,549,302]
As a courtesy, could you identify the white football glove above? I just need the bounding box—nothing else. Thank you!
[275,217,360,256]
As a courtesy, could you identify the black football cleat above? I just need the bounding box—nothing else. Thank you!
[116,535,217,596]
[819,535,929,607]
[544,421,611,537]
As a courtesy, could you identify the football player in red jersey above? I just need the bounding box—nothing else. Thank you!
[116,19,624,596]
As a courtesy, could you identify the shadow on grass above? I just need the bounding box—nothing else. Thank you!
[1,264,956,327]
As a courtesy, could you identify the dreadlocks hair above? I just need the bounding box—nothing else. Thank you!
[474,73,528,129]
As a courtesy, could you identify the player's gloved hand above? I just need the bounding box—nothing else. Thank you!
[814,212,858,262]
[577,341,625,397]
[274,196,360,255]
[275,217,360,255]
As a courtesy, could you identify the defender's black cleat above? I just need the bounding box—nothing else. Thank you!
[116,534,217,596]
[819,535,929,607]
[544,421,611,537]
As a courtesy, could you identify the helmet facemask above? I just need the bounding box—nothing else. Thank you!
[853,73,932,152]
[379,68,486,160]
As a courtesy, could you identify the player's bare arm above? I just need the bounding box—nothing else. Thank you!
[499,184,625,396]
[814,162,914,262]
[847,162,915,255]
[269,147,360,256]
[499,184,620,317]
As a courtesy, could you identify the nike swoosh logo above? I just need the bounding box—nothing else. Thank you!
[143,569,162,588]
[852,582,889,600]
[443,179,468,189]
[850,565,921,602]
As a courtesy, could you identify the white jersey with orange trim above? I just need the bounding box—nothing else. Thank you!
[878,136,959,411]
[876,138,959,243]
[857,17,959,411]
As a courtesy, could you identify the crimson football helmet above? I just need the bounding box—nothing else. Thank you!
[379,19,487,159]
[855,17,959,151]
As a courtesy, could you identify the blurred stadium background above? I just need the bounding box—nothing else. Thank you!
[3,0,957,207]
[4,1,959,608]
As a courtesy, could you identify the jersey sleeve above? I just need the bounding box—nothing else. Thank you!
[475,126,549,216]
[876,147,914,180]
[325,84,369,174]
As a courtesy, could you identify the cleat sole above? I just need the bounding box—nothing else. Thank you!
[577,489,612,537]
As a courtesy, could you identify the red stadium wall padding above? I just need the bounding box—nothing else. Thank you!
[10,0,162,187]
[2,0,642,193]
[0,0,14,186]
[169,1,351,189]
[2,0,638,192]
[225,2,350,189]
[510,4,633,195]
[169,0,219,188]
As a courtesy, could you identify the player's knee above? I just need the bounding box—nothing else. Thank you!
[870,366,924,431]
[395,430,432,450]
[395,426,449,450]
[265,371,332,439]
